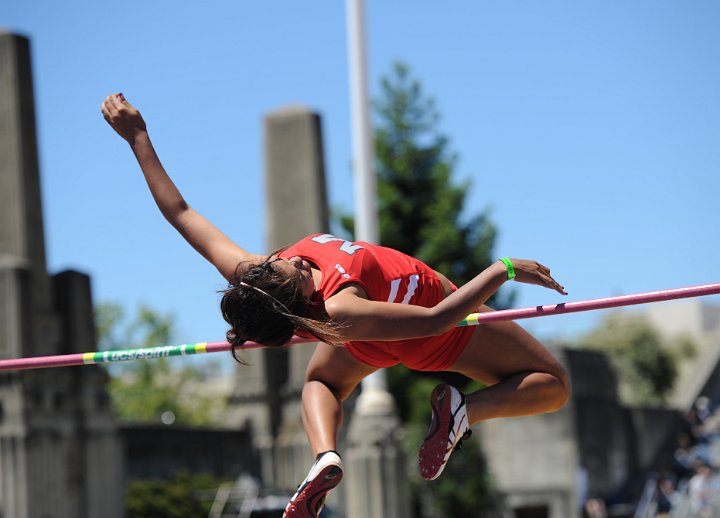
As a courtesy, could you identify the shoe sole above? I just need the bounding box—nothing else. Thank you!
[419,384,458,481]
[283,464,343,518]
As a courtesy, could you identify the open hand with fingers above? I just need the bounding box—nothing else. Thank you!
[506,259,567,295]
[100,93,147,145]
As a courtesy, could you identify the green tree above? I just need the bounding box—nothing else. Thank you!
[343,62,508,295]
[341,62,504,516]
[368,59,511,408]
[95,302,224,426]
[579,313,696,406]
[375,64,498,289]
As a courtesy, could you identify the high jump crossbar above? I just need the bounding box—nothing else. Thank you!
[0,282,718,372]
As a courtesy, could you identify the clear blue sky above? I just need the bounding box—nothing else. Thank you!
[4,1,719,350]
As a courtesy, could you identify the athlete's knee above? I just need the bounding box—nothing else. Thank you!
[545,367,570,412]
[303,376,355,402]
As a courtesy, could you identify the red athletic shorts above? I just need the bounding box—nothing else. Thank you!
[343,325,475,372]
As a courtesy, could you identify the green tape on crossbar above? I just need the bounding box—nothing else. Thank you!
[83,343,208,365]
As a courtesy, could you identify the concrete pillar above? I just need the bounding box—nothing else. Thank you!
[0,31,55,518]
[228,106,331,487]
[0,32,51,334]
[0,32,122,518]
[263,107,330,490]
[53,271,123,518]
[264,105,330,397]
[264,105,330,248]
[262,105,411,515]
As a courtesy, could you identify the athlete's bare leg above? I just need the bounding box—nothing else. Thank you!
[447,306,570,425]
[302,342,378,455]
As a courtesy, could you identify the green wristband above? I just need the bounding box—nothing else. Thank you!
[500,257,516,281]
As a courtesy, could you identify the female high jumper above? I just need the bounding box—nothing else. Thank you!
[102,93,570,518]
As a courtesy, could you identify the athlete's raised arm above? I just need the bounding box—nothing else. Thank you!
[101,93,265,281]
[325,258,567,342]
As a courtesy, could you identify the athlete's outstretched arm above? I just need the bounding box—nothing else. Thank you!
[325,259,567,342]
[101,93,265,281]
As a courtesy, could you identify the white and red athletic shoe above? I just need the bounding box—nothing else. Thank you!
[418,384,472,481]
[284,451,343,518]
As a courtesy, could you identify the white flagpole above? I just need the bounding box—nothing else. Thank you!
[346,0,387,395]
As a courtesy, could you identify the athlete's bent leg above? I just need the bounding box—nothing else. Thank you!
[419,305,569,480]
[285,343,376,518]
[448,306,569,423]
[302,342,377,455]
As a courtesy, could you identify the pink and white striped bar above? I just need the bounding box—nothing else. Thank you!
[0,282,717,372]
[459,282,720,326]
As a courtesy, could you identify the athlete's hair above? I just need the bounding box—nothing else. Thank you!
[220,258,344,363]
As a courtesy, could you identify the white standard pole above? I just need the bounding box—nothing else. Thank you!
[346,0,387,394]
[346,0,379,246]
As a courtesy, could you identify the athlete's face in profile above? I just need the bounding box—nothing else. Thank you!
[270,256,315,299]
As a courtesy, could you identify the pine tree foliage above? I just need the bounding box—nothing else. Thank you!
[373,62,500,289]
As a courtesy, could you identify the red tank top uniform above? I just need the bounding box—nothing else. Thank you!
[278,234,474,371]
